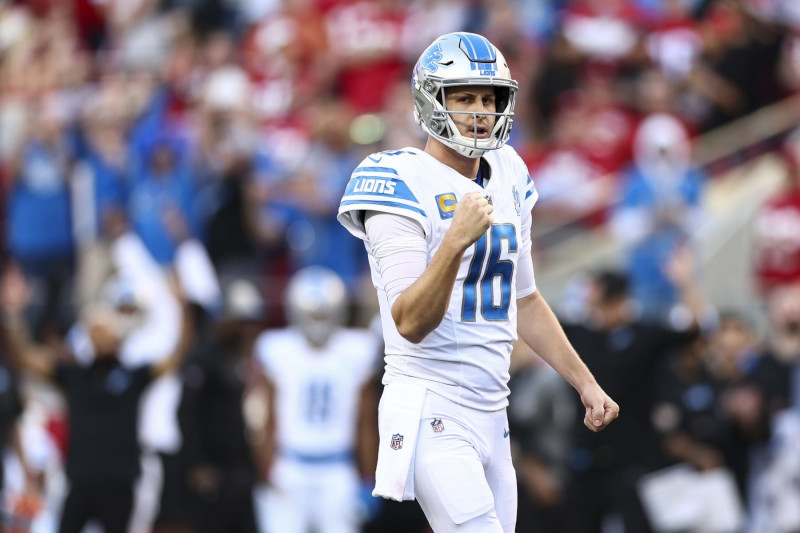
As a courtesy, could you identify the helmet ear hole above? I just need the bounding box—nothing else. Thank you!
[495,87,510,113]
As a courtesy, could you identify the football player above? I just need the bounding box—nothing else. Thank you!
[255,266,381,533]
[338,32,619,532]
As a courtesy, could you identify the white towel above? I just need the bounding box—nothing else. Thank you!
[372,383,427,501]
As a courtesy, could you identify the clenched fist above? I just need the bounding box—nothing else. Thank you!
[447,192,494,251]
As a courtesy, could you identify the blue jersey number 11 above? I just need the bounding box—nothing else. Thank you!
[462,224,517,321]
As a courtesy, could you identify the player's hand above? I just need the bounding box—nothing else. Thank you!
[580,385,619,432]
[447,192,493,250]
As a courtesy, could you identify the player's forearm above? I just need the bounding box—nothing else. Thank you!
[392,234,467,343]
[517,292,597,394]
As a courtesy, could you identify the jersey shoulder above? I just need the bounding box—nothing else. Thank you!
[338,149,429,240]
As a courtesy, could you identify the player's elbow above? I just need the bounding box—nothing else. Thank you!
[392,309,428,344]
[394,316,427,344]
[398,326,426,344]
[392,297,442,344]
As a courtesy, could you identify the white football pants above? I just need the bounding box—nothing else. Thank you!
[412,390,517,532]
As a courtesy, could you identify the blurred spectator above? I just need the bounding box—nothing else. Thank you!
[1,265,190,533]
[242,0,334,125]
[560,0,644,65]
[508,341,573,532]
[129,137,197,265]
[71,91,132,308]
[178,279,265,533]
[377,79,426,151]
[735,284,800,532]
[650,324,750,498]
[6,96,77,340]
[528,100,611,229]
[689,1,786,131]
[761,282,800,408]
[576,66,637,175]
[278,100,368,289]
[753,130,800,294]
[611,112,705,319]
[193,66,267,281]
[0,275,38,527]
[323,0,414,113]
[255,266,380,533]
[646,0,703,81]
[529,65,636,229]
[561,262,707,533]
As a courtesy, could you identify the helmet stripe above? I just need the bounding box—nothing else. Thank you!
[457,32,478,59]
[473,35,496,61]
[458,33,496,62]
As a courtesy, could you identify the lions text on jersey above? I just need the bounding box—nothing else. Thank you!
[338,146,538,411]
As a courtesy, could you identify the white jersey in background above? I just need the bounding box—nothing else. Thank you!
[255,327,380,458]
[338,146,538,411]
[254,327,380,533]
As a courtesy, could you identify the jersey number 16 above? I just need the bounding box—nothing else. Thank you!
[462,223,517,321]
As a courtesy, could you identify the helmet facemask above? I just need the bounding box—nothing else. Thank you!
[412,33,518,158]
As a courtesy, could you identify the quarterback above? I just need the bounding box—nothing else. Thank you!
[338,32,619,532]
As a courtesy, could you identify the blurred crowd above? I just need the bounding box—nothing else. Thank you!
[1,0,800,531]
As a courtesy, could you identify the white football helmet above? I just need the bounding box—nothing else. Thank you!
[285,266,348,346]
[412,32,518,158]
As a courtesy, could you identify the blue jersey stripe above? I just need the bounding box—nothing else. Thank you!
[340,199,427,217]
[354,166,398,175]
[525,190,534,199]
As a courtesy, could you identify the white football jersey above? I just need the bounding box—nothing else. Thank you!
[338,146,538,411]
[255,328,380,458]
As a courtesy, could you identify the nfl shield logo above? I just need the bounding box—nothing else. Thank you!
[390,433,404,450]
[431,418,445,433]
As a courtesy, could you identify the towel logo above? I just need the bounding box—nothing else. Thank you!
[431,418,445,433]
[390,433,404,450]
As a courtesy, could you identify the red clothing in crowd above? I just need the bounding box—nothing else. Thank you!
[324,0,409,113]
[754,189,800,293]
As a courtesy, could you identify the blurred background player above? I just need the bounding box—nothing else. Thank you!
[255,266,381,533]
